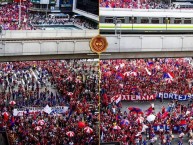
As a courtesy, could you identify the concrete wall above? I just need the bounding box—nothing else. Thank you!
[105,35,193,53]
[0,39,93,56]
[1,33,193,61]
[1,30,98,39]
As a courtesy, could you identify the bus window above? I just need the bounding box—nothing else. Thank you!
[129,17,137,23]
[184,18,191,24]
[104,17,113,23]
[151,18,159,24]
[174,18,182,24]
[141,18,149,24]
[116,17,125,23]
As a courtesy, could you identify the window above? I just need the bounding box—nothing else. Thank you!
[141,18,149,24]
[174,18,182,24]
[116,17,125,23]
[129,17,137,23]
[184,18,191,24]
[104,17,113,23]
[151,18,159,24]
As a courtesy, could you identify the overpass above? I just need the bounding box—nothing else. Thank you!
[1,31,193,61]
[0,30,98,62]
[100,34,193,59]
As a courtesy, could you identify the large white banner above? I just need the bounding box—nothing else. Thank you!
[13,105,69,116]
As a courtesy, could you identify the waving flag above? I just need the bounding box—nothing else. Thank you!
[145,68,151,75]
[147,62,154,68]
[124,71,137,77]
[116,72,124,80]
[145,106,153,116]
[111,95,121,104]
[163,72,175,83]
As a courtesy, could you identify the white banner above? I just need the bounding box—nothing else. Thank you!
[13,105,69,116]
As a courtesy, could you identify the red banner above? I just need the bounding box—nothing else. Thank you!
[111,94,156,103]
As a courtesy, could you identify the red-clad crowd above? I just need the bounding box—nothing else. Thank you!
[0,1,33,30]
[100,0,172,9]
[0,1,98,30]
[100,100,193,144]
[100,58,193,144]
[100,58,193,98]
[0,60,99,145]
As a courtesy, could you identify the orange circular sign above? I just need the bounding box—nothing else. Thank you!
[90,35,108,54]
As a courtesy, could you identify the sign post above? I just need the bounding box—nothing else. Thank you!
[90,35,108,143]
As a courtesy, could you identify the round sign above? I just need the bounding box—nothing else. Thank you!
[90,35,108,54]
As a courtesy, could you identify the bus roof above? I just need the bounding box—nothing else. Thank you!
[100,8,193,18]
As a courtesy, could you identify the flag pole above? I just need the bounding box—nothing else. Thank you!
[19,0,21,28]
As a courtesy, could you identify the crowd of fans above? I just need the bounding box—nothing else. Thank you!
[100,58,193,97]
[100,58,193,144]
[0,1,33,30]
[100,100,193,144]
[100,0,174,9]
[0,1,97,30]
[0,60,99,144]
[29,14,98,29]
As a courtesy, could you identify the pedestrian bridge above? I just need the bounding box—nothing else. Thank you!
[1,31,193,61]
[0,30,98,61]
[101,34,193,59]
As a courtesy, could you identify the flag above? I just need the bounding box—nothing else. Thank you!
[116,72,124,80]
[163,72,174,79]
[145,106,153,116]
[43,105,52,114]
[147,62,154,68]
[145,68,151,75]
[168,72,175,79]
[10,116,15,126]
[101,131,104,141]
[162,112,169,119]
[111,95,121,104]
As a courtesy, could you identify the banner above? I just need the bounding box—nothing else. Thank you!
[152,124,187,132]
[111,94,156,103]
[13,106,68,116]
[157,92,192,101]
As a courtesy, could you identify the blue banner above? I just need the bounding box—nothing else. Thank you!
[153,124,187,132]
[157,92,192,101]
